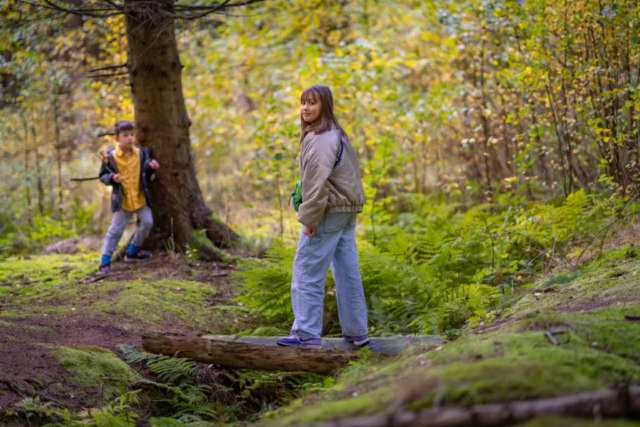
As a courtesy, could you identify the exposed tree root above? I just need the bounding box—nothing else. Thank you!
[299,385,640,427]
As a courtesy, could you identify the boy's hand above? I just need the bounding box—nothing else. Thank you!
[303,226,315,238]
[112,174,121,183]
[149,160,160,169]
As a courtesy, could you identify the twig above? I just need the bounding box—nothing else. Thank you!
[87,71,129,79]
[40,0,121,17]
[71,176,100,182]
[95,153,117,174]
[544,330,570,346]
[80,272,122,284]
[625,314,640,321]
[544,330,559,345]
[176,0,266,20]
[213,271,230,277]
[89,63,127,73]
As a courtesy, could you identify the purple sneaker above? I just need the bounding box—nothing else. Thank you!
[277,336,322,349]
[124,250,152,263]
[98,264,113,274]
[343,334,370,346]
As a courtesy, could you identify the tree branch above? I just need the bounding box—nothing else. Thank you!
[89,63,128,73]
[71,176,100,182]
[19,0,264,21]
[97,0,124,9]
[175,0,266,20]
[20,0,123,18]
[87,71,129,79]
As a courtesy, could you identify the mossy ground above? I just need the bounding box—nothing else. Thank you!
[517,417,640,427]
[0,253,248,332]
[0,252,249,423]
[0,253,95,299]
[504,247,640,316]
[52,345,142,400]
[267,247,640,426]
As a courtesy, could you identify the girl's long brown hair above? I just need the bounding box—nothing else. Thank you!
[300,85,347,144]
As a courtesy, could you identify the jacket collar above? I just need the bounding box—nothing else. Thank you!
[114,145,136,157]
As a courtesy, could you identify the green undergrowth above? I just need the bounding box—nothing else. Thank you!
[52,345,142,400]
[265,248,640,426]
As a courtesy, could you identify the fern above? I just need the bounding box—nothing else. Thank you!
[147,358,198,386]
[150,414,217,426]
[117,344,197,386]
[235,242,295,322]
[16,391,141,427]
[232,192,616,342]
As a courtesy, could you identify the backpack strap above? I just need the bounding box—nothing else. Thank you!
[334,139,344,169]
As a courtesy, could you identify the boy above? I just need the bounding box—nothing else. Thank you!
[98,120,160,273]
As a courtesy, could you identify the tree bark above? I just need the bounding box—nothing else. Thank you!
[22,114,32,227]
[142,334,445,375]
[124,0,239,256]
[31,124,45,215]
[52,87,64,220]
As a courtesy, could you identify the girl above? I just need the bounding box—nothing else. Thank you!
[277,85,369,349]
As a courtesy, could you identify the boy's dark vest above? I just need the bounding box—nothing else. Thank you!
[98,146,155,212]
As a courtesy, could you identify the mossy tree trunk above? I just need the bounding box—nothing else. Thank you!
[124,0,239,257]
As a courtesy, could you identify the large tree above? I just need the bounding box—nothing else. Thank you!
[15,0,263,259]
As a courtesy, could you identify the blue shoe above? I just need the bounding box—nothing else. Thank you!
[98,264,113,274]
[343,334,370,346]
[124,250,152,263]
[277,336,322,349]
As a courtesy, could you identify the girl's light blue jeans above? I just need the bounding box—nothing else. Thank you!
[290,212,369,339]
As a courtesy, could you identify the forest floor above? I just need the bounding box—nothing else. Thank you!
[0,247,640,426]
[0,252,248,419]
[265,247,640,427]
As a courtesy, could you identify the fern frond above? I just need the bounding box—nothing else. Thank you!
[147,357,198,386]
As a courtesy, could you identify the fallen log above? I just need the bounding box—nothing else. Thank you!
[201,335,444,354]
[142,334,444,375]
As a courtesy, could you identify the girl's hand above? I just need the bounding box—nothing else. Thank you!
[303,226,315,238]
[149,160,160,169]
[112,174,121,183]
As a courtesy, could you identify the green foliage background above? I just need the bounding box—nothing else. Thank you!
[2,1,640,422]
